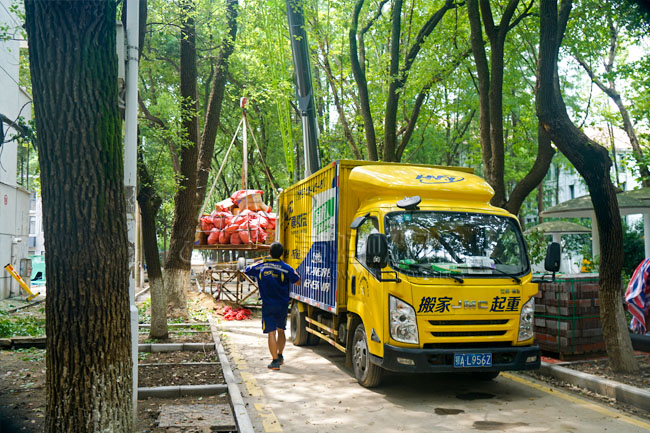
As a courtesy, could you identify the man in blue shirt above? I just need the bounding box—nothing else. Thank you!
[245,242,301,370]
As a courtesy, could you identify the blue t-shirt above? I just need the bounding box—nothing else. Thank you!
[244,258,300,307]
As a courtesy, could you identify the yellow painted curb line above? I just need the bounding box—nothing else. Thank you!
[222,326,284,432]
[502,372,650,430]
[255,403,283,432]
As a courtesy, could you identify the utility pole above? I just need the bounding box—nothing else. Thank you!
[124,0,140,419]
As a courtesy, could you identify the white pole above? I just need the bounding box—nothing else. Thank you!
[241,97,248,190]
[124,0,140,420]
[591,212,600,264]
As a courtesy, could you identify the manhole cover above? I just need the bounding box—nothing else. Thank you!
[157,404,236,431]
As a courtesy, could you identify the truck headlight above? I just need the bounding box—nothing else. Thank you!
[518,297,535,342]
[390,295,419,345]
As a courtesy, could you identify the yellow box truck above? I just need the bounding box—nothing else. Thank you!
[279,160,551,387]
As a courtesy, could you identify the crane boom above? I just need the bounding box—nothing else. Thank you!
[286,0,320,177]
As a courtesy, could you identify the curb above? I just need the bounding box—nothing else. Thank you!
[138,384,228,399]
[208,316,255,433]
[138,342,216,352]
[540,361,650,412]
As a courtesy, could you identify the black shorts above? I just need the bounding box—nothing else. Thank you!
[262,304,288,333]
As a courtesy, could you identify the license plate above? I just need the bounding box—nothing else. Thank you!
[453,352,492,368]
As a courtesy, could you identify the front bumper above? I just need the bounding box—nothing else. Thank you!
[370,344,541,373]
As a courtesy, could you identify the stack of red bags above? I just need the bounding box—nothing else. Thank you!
[198,190,276,246]
[222,305,252,321]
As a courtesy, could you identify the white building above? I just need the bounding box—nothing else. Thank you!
[0,0,32,299]
[532,126,645,273]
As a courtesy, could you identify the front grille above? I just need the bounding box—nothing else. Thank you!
[429,319,509,326]
[431,330,507,337]
[423,342,512,349]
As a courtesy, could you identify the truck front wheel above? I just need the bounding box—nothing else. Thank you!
[290,302,309,346]
[352,323,383,388]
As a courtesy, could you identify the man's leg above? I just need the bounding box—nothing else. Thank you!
[277,328,286,356]
[268,331,278,360]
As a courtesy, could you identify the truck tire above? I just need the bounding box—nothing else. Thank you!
[290,302,309,346]
[352,323,383,388]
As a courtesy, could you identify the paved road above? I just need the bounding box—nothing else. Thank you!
[218,317,650,433]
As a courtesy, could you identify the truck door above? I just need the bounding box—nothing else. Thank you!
[348,214,384,357]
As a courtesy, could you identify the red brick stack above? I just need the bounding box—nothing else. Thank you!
[534,275,605,359]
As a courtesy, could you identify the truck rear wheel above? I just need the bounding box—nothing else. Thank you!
[290,302,309,346]
[352,323,383,388]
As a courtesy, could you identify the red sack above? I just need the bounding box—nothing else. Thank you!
[266,213,277,229]
[259,229,268,244]
[200,216,215,232]
[216,198,234,212]
[218,230,231,244]
[230,232,242,245]
[207,228,220,245]
[231,189,263,203]
[257,213,270,229]
[239,228,261,244]
[212,211,232,230]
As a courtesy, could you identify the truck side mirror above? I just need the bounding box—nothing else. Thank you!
[544,242,561,273]
[366,233,389,269]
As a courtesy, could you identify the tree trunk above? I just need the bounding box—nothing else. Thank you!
[467,0,493,179]
[137,154,167,339]
[25,1,134,431]
[164,0,200,316]
[469,0,543,209]
[505,123,555,216]
[196,0,239,211]
[536,0,638,373]
[350,0,378,161]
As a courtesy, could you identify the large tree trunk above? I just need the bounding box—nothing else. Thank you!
[195,0,239,213]
[25,1,134,431]
[536,0,638,373]
[164,0,238,316]
[468,0,546,210]
[164,0,200,316]
[138,153,167,339]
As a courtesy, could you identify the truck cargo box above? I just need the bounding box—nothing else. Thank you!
[279,160,475,313]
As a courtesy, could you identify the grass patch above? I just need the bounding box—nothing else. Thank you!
[0,311,45,338]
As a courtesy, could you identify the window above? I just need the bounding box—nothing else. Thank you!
[569,184,575,199]
[29,216,36,235]
[384,211,529,278]
[355,216,379,268]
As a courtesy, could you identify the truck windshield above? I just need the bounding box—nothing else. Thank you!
[384,211,529,278]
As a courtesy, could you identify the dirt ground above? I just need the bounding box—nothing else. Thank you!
[139,350,223,388]
[562,354,650,388]
[0,290,233,432]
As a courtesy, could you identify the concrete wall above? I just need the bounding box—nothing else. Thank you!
[0,0,21,186]
[0,182,30,298]
[0,0,32,299]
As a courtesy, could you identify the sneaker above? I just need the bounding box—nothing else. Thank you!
[268,359,281,370]
[278,354,284,365]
